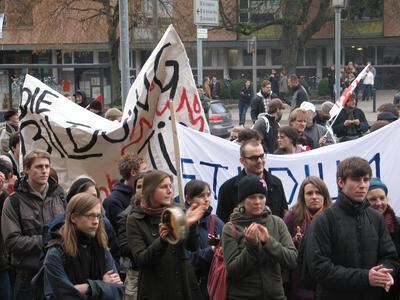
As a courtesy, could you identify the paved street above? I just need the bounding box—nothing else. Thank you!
[226,89,398,128]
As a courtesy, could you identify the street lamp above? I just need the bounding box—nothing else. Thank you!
[331,0,345,101]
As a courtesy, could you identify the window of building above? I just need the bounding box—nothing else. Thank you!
[32,51,51,64]
[238,0,280,23]
[216,49,225,67]
[143,0,172,19]
[74,51,93,64]
[305,48,317,66]
[257,49,266,66]
[297,48,305,66]
[98,52,110,63]
[203,49,212,66]
[186,48,197,67]
[228,49,239,66]
[345,0,383,20]
[377,46,400,65]
[344,46,375,65]
[243,49,252,66]
[271,48,281,66]
[322,47,327,66]
[63,52,72,64]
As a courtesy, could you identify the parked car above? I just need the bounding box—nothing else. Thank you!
[208,100,233,138]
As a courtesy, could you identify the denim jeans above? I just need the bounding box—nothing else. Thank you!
[238,101,249,126]
[13,271,33,300]
[0,270,12,300]
[362,84,372,100]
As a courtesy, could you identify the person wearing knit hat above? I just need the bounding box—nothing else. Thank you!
[366,177,400,297]
[222,173,296,299]
[125,169,205,299]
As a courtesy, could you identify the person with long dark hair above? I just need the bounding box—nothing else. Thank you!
[185,180,224,299]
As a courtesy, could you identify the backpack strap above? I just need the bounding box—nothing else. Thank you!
[209,214,216,237]
[261,115,270,134]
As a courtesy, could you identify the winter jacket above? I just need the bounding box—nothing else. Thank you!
[187,206,224,300]
[250,91,278,122]
[0,122,18,155]
[307,192,399,300]
[303,123,334,149]
[0,191,9,271]
[252,113,280,153]
[1,176,65,272]
[216,169,288,223]
[222,207,297,300]
[103,181,133,233]
[126,205,202,300]
[291,85,309,109]
[239,86,252,104]
[44,246,123,299]
[332,107,369,138]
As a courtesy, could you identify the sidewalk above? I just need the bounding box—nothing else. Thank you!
[227,89,398,127]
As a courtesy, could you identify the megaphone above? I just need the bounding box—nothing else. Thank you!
[160,207,187,244]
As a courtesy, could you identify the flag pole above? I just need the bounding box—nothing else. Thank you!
[168,100,184,205]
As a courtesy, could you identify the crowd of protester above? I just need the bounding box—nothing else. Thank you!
[1,72,400,300]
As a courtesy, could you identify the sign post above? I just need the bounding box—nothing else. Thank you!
[194,0,219,86]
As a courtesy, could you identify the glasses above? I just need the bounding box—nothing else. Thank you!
[243,154,265,162]
[83,213,104,221]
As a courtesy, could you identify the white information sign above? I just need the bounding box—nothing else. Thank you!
[197,28,208,39]
[194,0,219,26]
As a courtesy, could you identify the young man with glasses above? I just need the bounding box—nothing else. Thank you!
[216,140,288,223]
[1,150,66,299]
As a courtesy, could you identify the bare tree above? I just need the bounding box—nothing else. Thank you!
[219,0,332,75]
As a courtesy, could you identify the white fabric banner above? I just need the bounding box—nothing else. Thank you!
[20,25,208,197]
[178,121,400,214]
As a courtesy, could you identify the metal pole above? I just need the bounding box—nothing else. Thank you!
[252,38,257,97]
[119,0,130,109]
[196,26,203,86]
[334,7,341,101]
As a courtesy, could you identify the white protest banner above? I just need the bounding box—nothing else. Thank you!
[178,120,400,214]
[20,25,208,197]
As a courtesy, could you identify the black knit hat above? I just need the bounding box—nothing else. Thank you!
[66,176,96,203]
[238,174,268,202]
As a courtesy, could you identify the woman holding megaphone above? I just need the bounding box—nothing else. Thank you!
[126,170,204,300]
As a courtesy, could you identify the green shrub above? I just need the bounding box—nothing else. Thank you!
[318,78,329,96]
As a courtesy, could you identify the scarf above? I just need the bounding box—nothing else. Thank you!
[230,206,271,227]
[383,205,397,233]
[140,200,166,217]
[303,206,324,231]
[64,230,106,284]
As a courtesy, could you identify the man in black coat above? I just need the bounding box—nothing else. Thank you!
[252,98,286,153]
[307,157,398,300]
[288,74,309,109]
[250,80,278,123]
[216,140,288,223]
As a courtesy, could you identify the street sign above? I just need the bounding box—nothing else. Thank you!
[197,28,208,39]
[194,0,219,26]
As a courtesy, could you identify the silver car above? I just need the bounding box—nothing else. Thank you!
[208,100,234,138]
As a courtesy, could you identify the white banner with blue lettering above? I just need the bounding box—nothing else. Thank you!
[178,121,400,213]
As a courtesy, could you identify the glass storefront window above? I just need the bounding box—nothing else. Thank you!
[297,48,305,66]
[305,48,317,66]
[377,46,400,65]
[63,52,72,64]
[228,49,239,66]
[344,46,376,65]
[271,48,281,66]
[257,49,266,66]
[99,52,110,63]
[243,49,252,66]
[74,51,93,64]
[203,49,212,66]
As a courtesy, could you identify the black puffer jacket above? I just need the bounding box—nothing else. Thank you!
[252,113,280,154]
[307,192,399,300]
